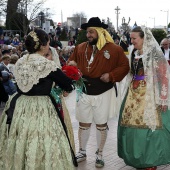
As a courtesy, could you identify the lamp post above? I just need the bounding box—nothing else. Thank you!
[161,9,169,33]
[38,12,45,28]
[0,12,1,25]
[79,16,81,28]
[149,17,155,28]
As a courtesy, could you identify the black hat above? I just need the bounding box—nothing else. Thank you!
[81,17,108,30]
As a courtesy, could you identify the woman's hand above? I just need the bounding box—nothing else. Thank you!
[63,91,69,97]
[159,105,168,112]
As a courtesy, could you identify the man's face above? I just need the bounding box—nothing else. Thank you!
[161,40,169,50]
[86,28,98,45]
[3,58,10,65]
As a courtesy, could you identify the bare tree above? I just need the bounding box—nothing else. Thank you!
[7,0,47,35]
[0,0,7,15]
[72,12,87,28]
[24,0,46,34]
[27,0,46,21]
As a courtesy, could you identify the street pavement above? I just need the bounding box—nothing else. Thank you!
[64,91,170,170]
[0,91,170,170]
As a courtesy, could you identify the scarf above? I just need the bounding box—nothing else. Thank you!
[90,27,114,50]
[14,53,57,92]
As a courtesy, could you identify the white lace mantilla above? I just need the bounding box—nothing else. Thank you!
[14,54,58,92]
[123,27,170,131]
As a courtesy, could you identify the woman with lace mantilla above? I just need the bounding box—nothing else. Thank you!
[0,28,77,169]
[118,26,170,170]
[45,46,76,155]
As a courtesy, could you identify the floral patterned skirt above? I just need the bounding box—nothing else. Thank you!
[0,95,75,170]
[121,79,162,128]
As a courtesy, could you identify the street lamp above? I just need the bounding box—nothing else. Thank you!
[79,16,81,28]
[0,12,1,25]
[160,9,169,33]
[149,17,155,28]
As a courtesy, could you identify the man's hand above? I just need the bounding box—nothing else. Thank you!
[67,60,77,66]
[9,74,13,79]
[100,73,110,83]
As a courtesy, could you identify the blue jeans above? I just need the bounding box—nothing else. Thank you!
[3,80,17,95]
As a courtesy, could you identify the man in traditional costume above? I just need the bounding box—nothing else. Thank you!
[68,17,129,168]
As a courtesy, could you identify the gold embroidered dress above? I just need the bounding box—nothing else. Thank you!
[118,49,170,168]
[0,54,76,170]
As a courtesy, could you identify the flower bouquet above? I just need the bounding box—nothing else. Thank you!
[62,65,86,101]
[51,65,86,104]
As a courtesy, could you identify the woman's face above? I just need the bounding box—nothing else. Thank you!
[45,48,53,60]
[43,40,50,55]
[130,32,144,50]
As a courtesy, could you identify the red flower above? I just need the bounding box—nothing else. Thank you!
[62,65,82,81]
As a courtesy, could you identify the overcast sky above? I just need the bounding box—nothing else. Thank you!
[44,0,169,28]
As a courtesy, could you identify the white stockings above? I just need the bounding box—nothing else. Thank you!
[96,126,108,159]
[78,126,91,153]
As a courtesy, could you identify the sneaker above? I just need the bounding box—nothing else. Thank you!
[95,158,105,168]
[95,149,105,168]
[76,151,87,163]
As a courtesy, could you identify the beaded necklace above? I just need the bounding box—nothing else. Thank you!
[133,50,143,76]
[85,42,97,72]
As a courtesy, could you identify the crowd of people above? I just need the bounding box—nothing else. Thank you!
[0,16,170,170]
[0,31,76,106]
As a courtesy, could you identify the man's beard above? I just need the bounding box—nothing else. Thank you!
[88,37,98,45]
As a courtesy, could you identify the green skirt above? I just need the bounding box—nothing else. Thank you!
[118,92,170,168]
[0,95,75,170]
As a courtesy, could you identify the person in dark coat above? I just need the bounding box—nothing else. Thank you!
[0,71,8,106]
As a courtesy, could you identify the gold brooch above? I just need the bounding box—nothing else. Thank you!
[29,31,39,49]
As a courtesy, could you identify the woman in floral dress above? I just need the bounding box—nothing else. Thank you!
[118,26,170,170]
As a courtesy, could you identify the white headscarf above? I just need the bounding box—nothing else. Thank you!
[141,27,170,130]
[50,46,61,68]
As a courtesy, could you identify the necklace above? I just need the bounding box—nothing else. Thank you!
[133,50,142,76]
[85,43,97,72]
[85,43,91,72]
[133,58,139,76]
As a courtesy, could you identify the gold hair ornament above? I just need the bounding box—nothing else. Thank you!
[29,31,39,49]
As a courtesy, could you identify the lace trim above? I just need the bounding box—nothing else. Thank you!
[142,28,170,131]
[14,54,58,92]
[123,27,170,131]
